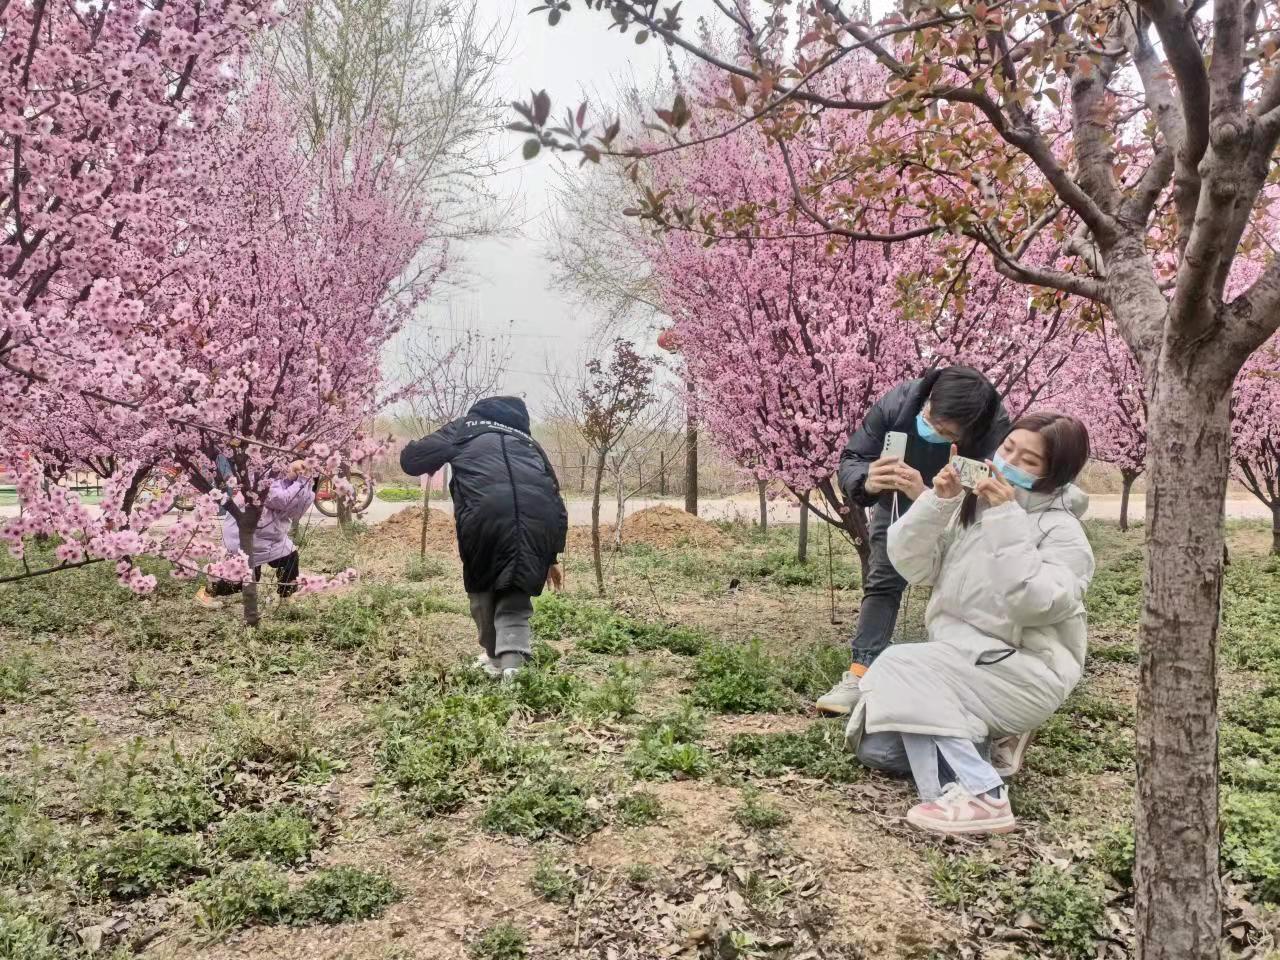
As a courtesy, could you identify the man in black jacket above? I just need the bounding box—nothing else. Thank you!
[400,396,569,681]
[815,366,1010,715]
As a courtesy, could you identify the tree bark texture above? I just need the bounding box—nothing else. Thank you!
[1120,470,1138,532]
[1272,502,1279,556]
[591,451,607,595]
[1135,366,1230,960]
[757,479,768,533]
[684,416,698,516]
[614,463,625,552]
[797,494,809,563]
[238,519,260,628]
[420,483,430,558]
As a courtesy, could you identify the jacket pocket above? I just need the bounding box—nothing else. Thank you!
[975,648,1017,666]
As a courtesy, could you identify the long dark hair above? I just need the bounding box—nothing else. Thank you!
[959,412,1091,527]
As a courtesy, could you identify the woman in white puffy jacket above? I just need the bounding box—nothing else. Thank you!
[844,412,1094,836]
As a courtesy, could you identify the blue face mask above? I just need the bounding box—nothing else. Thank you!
[994,453,1038,491]
[915,412,950,445]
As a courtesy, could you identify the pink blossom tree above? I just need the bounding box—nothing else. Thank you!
[1232,336,1280,554]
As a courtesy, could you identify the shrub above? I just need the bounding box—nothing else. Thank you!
[1094,825,1134,889]
[733,789,790,830]
[470,922,528,960]
[288,866,401,924]
[190,861,291,935]
[616,791,664,827]
[481,774,600,840]
[83,829,203,898]
[691,642,790,713]
[214,807,315,865]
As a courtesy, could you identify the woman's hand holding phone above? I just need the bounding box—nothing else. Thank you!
[976,461,1017,507]
[933,444,963,499]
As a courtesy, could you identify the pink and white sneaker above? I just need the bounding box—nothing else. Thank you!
[906,783,1017,836]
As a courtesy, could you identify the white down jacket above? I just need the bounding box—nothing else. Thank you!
[847,485,1095,747]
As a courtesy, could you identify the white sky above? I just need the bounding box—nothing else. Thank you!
[401,0,708,416]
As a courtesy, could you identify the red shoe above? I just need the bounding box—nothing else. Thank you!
[906,783,1017,836]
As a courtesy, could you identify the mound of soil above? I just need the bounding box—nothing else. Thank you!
[371,506,458,554]
[567,504,729,551]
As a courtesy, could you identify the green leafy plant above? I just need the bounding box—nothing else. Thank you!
[83,828,203,898]
[582,664,641,719]
[0,653,38,702]
[627,728,713,780]
[531,855,580,903]
[470,922,529,959]
[190,861,291,935]
[1024,866,1105,960]
[481,774,600,840]
[0,897,63,960]
[1222,790,1280,903]
[616,791,664,826]
[733,789,790,830]
[726,724,862,782]
[287,866,401,924]
[214,807,315,865]
[691,642,790,713]
[927,853,998,910]
[1094,825,1135,888]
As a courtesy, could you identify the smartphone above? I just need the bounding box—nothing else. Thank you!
[951,455,991,490]
[882,431,908,461]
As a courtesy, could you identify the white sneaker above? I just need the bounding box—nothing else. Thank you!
[906,783,1017,836]
[501,666,522,684]
[991,732,1034,778]
[473,653,502,678]
[816,670,863,716]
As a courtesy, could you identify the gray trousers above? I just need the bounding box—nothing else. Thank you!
[468,591,534,658]
[857,732,998,800]
[850,501,908,667]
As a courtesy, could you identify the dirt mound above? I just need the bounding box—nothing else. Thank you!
[567,504,729,551]
[370,506,458,554]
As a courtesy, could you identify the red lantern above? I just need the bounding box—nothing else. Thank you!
[657,327,680,353]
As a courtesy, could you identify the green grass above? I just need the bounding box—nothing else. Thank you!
[531,855,581,903]
[726,723,863,782]
[213,807,316,865]
[733,789,790,830]
[377,486,423,502]
[287,866,401,924]
[471,922,528,960]
[81,828,204,898]
[481,773,600,841]
[190,862,399,934]
[615,791,665,826]
[691,641,791,713]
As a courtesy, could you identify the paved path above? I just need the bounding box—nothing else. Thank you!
[3,493,1267,527]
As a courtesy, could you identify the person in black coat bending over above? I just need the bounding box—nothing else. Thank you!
[400,396,569,681]
[815,366,1010,716]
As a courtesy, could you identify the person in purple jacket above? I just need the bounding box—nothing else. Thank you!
[195,460,314,607]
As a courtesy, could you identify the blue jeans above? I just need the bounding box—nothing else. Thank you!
[850,502,908,667]
[857,732,1000,800]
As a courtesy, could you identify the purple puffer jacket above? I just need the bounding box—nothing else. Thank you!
[222,478,314,567]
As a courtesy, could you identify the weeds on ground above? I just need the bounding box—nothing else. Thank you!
[582,663,641,719]
[1222,790,1280,903]
[734,789,790,830]
[212,806,315,865]
[531,855,581,903]
[531,593,709,657]
[287,866,401,924]
[81,828,203,898]
[0,896,64,960]
[628,726,713,781]
[615,791,664,826]
[481,773,600,840]
[726,723,863,783]
[691,641,791,713]
[470,922,528,960]
[0,652,38,702]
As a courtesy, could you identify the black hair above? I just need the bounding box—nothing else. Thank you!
[923,365,1001,444]
[959,411,1091,527]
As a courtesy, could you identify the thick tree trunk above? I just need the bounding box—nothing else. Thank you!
[757,478,768,533]
[1136,367,1229,960]
[684,416,698,516]
[797,493,809,563]
[815,477,870,583]
[1272,502,1279,556]
[238,518,261,628]
[591,452,607,596]
[1120,470,1138,532]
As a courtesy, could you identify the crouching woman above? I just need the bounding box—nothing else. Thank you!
[845,413,1094,836]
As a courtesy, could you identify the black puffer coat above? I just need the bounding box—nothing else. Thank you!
[400,397,568,596]
[837,373,1010,511]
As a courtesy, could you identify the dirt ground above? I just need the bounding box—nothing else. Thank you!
[0,516,1276,960]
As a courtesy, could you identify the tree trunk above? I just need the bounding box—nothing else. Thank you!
[1272,502,1279,556]
[1135,367,1230,960]
[420,482,430,558]
[797,493,809,563]
[659,451,667,496]
[1120,470,1138,533]
[591,452,607,596]
[580,454,587,493]
[757,478,768,533]
[684,416,698,516]
[238,517,261,628]
[816,477,870,584]
[613,459,625,552]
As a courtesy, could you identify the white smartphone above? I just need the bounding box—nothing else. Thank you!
[882,431,908,461]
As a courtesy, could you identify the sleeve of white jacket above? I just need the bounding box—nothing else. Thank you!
[885,489,963,586]
[980,501,1095,626]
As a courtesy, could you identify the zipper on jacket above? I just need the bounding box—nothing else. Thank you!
[499,434,522,528]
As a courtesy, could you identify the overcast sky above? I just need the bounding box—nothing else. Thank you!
[400,1,707,416]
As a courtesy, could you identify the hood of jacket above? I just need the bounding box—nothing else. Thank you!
[467,396,531,435]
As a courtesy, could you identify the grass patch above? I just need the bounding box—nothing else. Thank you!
[615,791,664,826]
[531,855,581,903]
[405,555,450,581]
[471,922,528,960]
[726,723,863,783]
[691,641,790,713]
[582,664,641,719]
[531,593,709,657]
[1222,790,1280,903]
[191,861,292,935]
[628,727,713,781]
[733,789,790,830]
[927,853,999,911]
[1026,689,1133,777]
[1024,866,1105,960]
[481,774,600,841]
[0,897,64,960]
[213,706,339,783]
[377,487,423,502]
[288,866,401,924]
[214,806,316,865]
[0,653,38,702]
[82,828,204,898]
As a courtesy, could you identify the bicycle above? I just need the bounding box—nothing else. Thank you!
[313,467,375,518]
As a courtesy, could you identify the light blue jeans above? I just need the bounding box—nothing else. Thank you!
[858,732,1002,800]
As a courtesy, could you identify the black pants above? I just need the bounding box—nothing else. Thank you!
[849,502,908,668]
[209,551,300,599]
